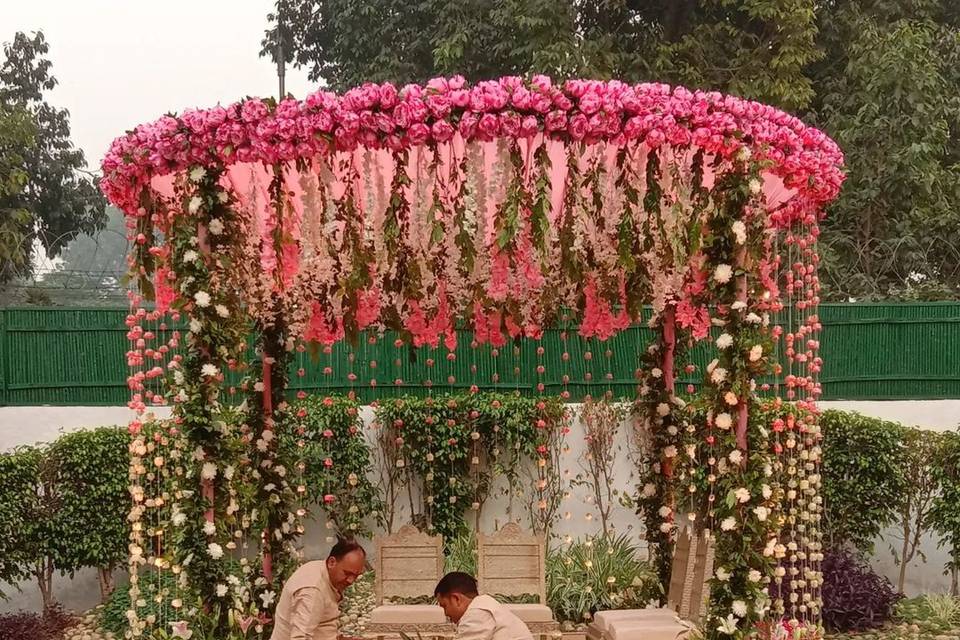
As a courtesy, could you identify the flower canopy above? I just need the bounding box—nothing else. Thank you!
[103,76,842,640]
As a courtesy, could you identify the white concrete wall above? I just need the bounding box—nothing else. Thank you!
[1,400,958,614]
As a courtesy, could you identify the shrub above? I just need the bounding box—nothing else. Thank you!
[0,603,74,640]
[895,594,960,634]
[821,548,901,631]
[47,427,129,600]
[820,410,907,553]
[546,534,660,624]
[99,570,180,635]
[445,529,478,576]
[931,431,960,595]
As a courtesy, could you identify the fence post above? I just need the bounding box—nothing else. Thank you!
[0,308,7,406]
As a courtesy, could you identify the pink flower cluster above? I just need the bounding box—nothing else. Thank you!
[101,76,844,222]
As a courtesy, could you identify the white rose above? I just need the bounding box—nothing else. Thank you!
[746,312,762,324]
[716,413,733,430]
[216,584,228,597]
[749,179,762,195]
[713,264,733,284]
[732,600,748,617]
[663,445,678,458]
[658,505,672,517]
[188,196,203,214]
[189,318,202,333]
[182,249,198,263]
[748,569,762,582]
[641,483,656,498]
[762,484,772,499]
[731,300,747,311]
[735,487,751,503]
[749,345,764,362]
[716,333,734,349]
[715,567,731,581]
[720,517,737,531]
[215,304,230,318]
[208,218,225,235]
[731,221,747,244]
[656,402,671,417]
[189,167,207,182]
[754,506,769,521]
[193,291,211,308]
[203,521,216,535]
[201,364,220,378]
[201,462,218,480]
[207,543,224,559]
[711,367,728,384]
[650,367,663,379]
[728,449,743,464]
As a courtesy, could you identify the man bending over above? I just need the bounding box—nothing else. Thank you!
[434,572,534,640]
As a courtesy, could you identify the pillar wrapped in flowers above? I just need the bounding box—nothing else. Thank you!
[103,76,842,639]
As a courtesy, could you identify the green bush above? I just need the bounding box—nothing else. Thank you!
[279,394,383,538]
[821,410,907,553]
[931,431,960,594]
[546,534,660,624]
[445,529,478,576]
[47,427,129,599]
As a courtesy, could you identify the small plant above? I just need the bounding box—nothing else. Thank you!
[821,548,902,632]
[546,534,660,624]
[573,396,628,538]
[0,603,74,640]
[895,594,960,634]
[445,529,478,576]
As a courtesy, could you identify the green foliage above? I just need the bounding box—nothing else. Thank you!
[373,392,566,542]
[813,5,960,300]
[0,446,45,599]
[444,529,477,576]
[930,431,960,593]
[99,570,180,635]
[546,534,660,624]
[278,394,383,537]
[261,0,820,111]
[0,31,106,283]
[894,594,960,635]
[892,428,943,592]
[820,410,907,553]
[46,427,129,578]
[0,103,36,284]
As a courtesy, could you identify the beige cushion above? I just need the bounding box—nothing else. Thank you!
[593,609,677,632]
[609,623,687,640]
[506,604,555,623]
[369,604,448,624]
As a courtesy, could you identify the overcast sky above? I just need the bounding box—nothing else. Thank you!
[6,1,315,171]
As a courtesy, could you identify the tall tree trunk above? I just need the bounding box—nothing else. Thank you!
[36,558,54,613]
[898,519,910,593]
[98,565,116,601]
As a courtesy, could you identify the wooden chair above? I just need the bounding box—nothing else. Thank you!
[365,525,455,640]
[477,522,560,638]
[587,528,714,640]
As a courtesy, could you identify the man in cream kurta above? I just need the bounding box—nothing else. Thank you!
[270,539,367,640]
[435,572,534,640]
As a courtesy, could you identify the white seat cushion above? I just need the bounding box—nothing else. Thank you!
[369,604,448,624]
[593,609,677,632]
[507,604,555,623]
[609,623,687,640]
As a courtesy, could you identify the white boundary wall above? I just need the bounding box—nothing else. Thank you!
[1,400,958,614]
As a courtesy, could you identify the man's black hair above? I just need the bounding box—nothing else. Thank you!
[434,571,479,597]
[328,537,366,561]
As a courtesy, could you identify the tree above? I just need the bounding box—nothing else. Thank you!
[261,0,821,111]
[810,1,960,300]
[0,104,36,283]
[0,31,106,284]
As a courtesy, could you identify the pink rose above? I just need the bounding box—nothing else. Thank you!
[532,95,553,114]
[406,123,430,146]
[477,113,499,139]
[458,113,478,139]
[431,120,455,143]
[450,89,470,108]
[375,113,395,133]
[448,75,466,90]
[392,102,413,128]
[323,494,335,504]
[579,91,601,115]
[568,113,588,140]
[531,75,552,92]
[511,86,533,110]
[339,111,360,134]
[545,110,568,132]
[426,94,451,119]
[623,116,645,140]
[359,110,377,130]
[500,112,521,137]
[645,129,666,148]
[379,83,398,109]
[426,77,448,93]
[520,115,539,138]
